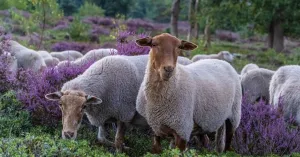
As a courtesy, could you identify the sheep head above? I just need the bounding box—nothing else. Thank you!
[136,33,197,81]
[45,90,102,140]
[219,51,234,63]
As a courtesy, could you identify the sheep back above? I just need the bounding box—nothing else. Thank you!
[240,63,259,75]
[269,65,300,124]
[61,55,148,126]
[241,68,274,104]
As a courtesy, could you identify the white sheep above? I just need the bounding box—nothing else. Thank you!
[60,50,83,60]
[136,33,242,153]
[55,48,117,69]
[240,63,259,76]
[191,51,234,63]
[50,52,67,61]
[241,68,275,104]
[7,40,46,72]
[45,54,192,152]
[269,65,300,125]
[38,50,60,67]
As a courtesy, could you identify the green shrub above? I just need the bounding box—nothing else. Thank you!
[0,133,127,156]
[0,91,31,137]
[68,16,89,41]
[0,0,28,10]
[78,2,105,17]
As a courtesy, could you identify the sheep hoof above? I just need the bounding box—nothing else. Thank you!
[116,143,131,153]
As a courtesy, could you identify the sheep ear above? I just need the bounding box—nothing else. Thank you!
[45,91,63,101]
[179,40,198,50]
[136,37,152,47]
[85,95,102,105]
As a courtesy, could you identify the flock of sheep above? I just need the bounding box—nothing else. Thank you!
[2,33,299,154]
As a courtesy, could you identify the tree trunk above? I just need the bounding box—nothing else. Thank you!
[170,0,180,37]
[194,0,200,40]
[267,18,284,52]
[187,0,196,41]
[203,18,211,49]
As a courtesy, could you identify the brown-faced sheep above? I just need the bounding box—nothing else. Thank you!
[136,33,242,153]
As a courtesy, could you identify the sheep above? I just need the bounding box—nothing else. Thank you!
[45,54,192,152]
[240,63,259,76]
[50,52,67,61]
[269,65,300,125]
[135,33,242,153]
[60,50,83,60]
[55,48,118,69]
[241,68,275,104]
[38,50,60,67]
[6,40,46,72]
[191,51,234,63]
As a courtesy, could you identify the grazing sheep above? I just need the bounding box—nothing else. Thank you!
[136,33,242,153]
[38,50,60,67]
[241,68,275,104]
[191,51,234,63]
[45,54,193,152]
[240,63,259,75]
[269,65,300,125]
[38,50,52,60]
[50,52,67,61]
[44,57,60,67]
[60,50,83,60]
[55,48,117,69]
[6,40,46,72]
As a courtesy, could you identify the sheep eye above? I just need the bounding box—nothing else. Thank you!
[151,44,157,47]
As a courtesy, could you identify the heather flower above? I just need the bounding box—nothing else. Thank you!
[232,97,300,156]
[116,30,150,56]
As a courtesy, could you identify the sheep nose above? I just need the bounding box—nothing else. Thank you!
[164,66,174,73]
[64,131,74,139]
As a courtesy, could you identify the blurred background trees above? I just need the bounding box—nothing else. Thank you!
[0,0,299,52]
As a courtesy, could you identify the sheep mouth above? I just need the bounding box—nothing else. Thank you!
[162,72,173,81]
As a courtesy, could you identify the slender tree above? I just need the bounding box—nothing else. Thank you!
[170,0,180,37]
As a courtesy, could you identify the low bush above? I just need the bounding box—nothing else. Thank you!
[0,91,31,137]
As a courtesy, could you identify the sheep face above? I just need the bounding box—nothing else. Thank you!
[220,51,234,63]
[45,90,102,140]
[136,33,197,81]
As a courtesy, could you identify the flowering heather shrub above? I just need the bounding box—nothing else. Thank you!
[51,41,100,54]
[90,25,110,36]
[82,16,116,28]
[15,59,95,126]
[126,19,155,32]
[232,97,300,156]
[116,30,150,56]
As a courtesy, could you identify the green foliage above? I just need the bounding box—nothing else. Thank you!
[0,91,31,138]
[30,0,63,26]
[0,132,127,156]
[0,0,29,10]
[77,1,105,17]
[57,0,83,16]
[10,10,37,35]
[68,16,89,41]
[91,0,134,18]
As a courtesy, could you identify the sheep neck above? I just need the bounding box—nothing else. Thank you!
[144,51,176,95]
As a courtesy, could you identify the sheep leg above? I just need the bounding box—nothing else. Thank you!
[225,119,234,151]
[151,135,162,154]
[97,125,114,147]
[216,122,226,153]
[195,134,210,149]
[169,139,175,149]
[173,132,187,152]
[115,121,126,153]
